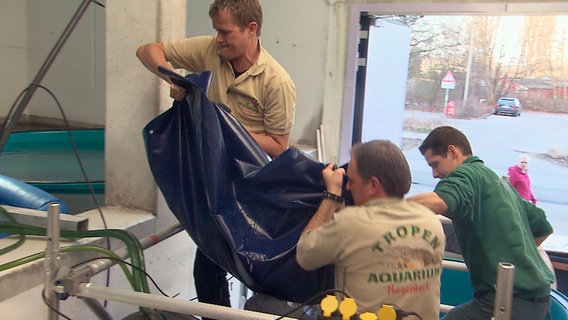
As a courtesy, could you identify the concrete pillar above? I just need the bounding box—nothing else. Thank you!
[105,0,186,211]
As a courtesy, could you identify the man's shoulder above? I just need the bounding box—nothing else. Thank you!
[164,35,216,53]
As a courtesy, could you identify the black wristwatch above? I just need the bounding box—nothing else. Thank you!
[322,191,344,203]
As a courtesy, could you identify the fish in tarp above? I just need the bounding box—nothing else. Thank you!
[142,68,334,303]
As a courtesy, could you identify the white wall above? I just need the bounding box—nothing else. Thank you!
[0,1,28,120]
[258,0,329,147]
[0,1,105,126]
[27,0,105,126]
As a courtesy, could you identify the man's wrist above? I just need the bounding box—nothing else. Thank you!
[323,190,344,203]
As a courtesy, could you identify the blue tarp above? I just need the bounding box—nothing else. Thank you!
[142,70,334,303]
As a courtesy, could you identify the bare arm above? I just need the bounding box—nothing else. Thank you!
[249,132,289,158]
[407,192,449,215]
[136,42,173,82]
[302,163,345,233]
[136,42,186,100]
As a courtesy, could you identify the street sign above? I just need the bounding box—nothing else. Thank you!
[441,70,456,89]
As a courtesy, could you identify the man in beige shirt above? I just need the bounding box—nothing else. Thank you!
[297,140,445,319]
[137,1,296,318]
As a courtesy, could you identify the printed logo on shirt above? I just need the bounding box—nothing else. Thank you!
[371,225,442,253]
[367,247,441,284]
[365,224,443,293]
[238,98,260,115]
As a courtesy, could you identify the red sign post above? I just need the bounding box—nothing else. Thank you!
[441,71,456,119]
[441,71,456,89]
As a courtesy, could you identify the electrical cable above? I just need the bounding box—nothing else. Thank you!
[0,245,136,288]
[42,289,73,320]
[0,222,148,292]
[1,84,111,242]
[1,220,164,319]
[273,289,351,320]
[39,82,115,304]
[1,83,114,302]
[36,82,113,305]
[0,85,27,136]
[34,84,109,231]
[73,256,171,297]
[1,83,111,232]
[2,2,110,318]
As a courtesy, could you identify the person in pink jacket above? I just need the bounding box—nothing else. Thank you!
[506,154,556,287]
[508,154,537,204]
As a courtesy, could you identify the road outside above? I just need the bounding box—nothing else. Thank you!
[403,110,568,252]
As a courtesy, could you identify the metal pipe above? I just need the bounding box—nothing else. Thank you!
[440,304,453,313]
[45,203,61,320]
[316,128,322,162]
[442,259,468,272]
[86,224,184,276]
[319,124,326,163]
[493,262,515,320]
[0,0,94,154]
[76,283,299,320]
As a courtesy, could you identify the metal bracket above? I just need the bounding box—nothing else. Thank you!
[2,205,88,231]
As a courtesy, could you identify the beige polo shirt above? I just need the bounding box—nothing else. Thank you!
[164,35,295,135]
[297,198,445,319]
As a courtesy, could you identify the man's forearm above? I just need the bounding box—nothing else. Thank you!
[407,192,448,215]
[248,132,289,158]
[302,199,343,234]
[136,42,172,84]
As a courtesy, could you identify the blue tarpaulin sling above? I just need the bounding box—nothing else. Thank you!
[142,69,334,303]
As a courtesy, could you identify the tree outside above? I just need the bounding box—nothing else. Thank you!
[384,15,568,118]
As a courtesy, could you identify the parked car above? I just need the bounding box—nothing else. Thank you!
[494,97,522,117]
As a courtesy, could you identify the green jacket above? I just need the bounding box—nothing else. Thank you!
[435,156,554,299]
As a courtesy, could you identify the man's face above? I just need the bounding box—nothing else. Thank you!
[211,8,252,61]
[519,159,529,171]
[346,157,372,205]
[423,148,459,179]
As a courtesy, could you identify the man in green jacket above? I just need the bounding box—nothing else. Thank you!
[408,126,554,320]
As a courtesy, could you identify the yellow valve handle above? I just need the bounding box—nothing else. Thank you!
[339,297,357,320]
[320,295,339,318]
[377,304,397,320]
[360,312,378,320]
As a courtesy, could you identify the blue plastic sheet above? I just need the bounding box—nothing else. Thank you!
[142,70,334,303]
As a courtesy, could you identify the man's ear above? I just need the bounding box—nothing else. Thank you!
[369,176,383,196]
[447,145,459,159]
[247,22,258,37]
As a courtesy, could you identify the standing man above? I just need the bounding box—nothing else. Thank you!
[137,0,296,316]
[408,126,554,320]
[137,0,295,159]
[296,140,445,319]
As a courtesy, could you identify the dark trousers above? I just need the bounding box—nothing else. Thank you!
[193,248,231,320]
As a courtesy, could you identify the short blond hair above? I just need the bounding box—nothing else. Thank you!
[209,0,263,36]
